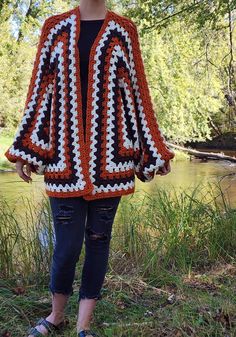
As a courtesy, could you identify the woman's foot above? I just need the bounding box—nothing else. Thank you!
[28,312,65,336]
[77,329,97,337]
[28,292,70,336]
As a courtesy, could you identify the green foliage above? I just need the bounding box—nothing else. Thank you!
[0,19,28,130]
[120,0,236,139]
[140,20,225,142]
[120,0,236,30]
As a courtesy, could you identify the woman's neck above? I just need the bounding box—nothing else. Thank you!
[79,0,107,20]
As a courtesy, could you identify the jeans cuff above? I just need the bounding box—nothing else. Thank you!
[49,284,74,297]
[78,289,102,302]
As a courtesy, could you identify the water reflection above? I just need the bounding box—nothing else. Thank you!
[0,173,46,211]
[136,159,236,208]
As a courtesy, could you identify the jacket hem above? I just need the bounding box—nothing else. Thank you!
[45,186,93,198]
[45,186,135,200]
[82,186,135,200]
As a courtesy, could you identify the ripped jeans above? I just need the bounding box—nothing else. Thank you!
[48,195,122,302]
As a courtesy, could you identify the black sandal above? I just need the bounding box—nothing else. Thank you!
[78,330,98,337]
[27,317,69,336]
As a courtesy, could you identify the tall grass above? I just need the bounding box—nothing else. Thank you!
[0,195,54,284]
[0,181,235,288]
[113,181,236,285]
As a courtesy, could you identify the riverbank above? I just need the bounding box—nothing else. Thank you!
[0,185,236,336]
[185,132,236,151]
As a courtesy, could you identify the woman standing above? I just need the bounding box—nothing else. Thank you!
[5,0,175,336]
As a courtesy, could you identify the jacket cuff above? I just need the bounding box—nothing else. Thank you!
[4,149,45,175]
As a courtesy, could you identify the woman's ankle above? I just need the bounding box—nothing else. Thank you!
[77,321,91,330]
[77,298,97,334]
[49,292,70,324]
[46,311,65,324]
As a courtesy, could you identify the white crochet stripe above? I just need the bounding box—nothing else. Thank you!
[91,180,135,196]
[44,14,86,192]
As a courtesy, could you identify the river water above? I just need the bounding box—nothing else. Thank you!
[1,155,236,209]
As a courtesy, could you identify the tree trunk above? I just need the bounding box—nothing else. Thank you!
[167,142,236,162]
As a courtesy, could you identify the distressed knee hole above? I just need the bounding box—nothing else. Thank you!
[56,204,74,224]
[86,228,109,242]
[96,206,114,211]
[96,205,115,223]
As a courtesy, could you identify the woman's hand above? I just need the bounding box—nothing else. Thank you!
[155,160,171,176]
[15,160,33,183]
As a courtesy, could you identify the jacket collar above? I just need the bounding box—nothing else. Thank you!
[74,5,113,59]
[75,5,112,23]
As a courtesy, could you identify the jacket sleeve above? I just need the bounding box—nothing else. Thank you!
[128,20,175,182]
[4,17,53,175]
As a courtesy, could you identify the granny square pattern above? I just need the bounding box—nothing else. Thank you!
[5,5,175,199]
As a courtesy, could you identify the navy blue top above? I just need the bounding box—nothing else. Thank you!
[78,19,105,141]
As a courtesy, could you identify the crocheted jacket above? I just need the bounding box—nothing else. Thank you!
[4,5,175,200]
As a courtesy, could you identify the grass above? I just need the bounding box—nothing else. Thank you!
[0,182,235,336]
[1,267,236,336]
